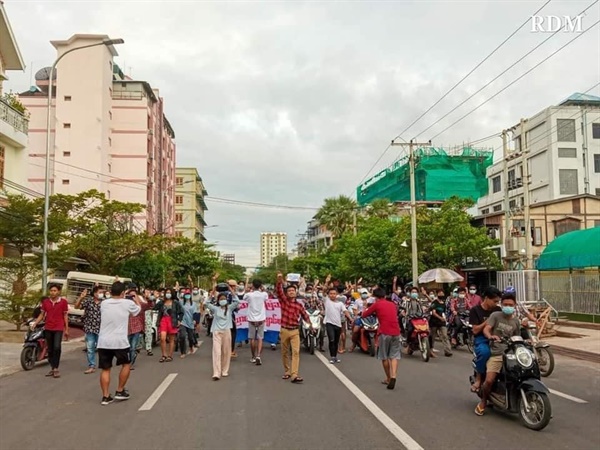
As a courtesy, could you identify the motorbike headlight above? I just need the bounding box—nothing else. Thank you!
[515,346,534,368]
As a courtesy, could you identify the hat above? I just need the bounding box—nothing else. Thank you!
[359,288,369,294]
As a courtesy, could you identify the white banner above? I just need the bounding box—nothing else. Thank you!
[234,298,281,332]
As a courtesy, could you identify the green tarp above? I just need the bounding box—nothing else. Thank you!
[536,227,600,271]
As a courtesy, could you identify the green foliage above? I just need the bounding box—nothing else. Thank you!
[1,92,29,117]
[315,195,357,238]
[166,239,220,284]
[216,262,247,284]
[0,256,42,330]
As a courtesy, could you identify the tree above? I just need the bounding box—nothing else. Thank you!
[165,239,220,285]
[315,195,357,239]
[365,198,396,220]
[217,262,247,284]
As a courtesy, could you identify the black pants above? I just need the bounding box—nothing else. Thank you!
[231,319,237,352]
[178,327,196,355]
[326,323,341,358]
[45,330,63,369]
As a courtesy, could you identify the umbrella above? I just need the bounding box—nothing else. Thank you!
[418,268,464,284]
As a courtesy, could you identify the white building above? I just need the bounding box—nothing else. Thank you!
[260,232,287,267]
[477,93,600,217]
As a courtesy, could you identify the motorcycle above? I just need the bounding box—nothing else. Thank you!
[403,314,431,362]
[356,315,379,356]
[469,336,552,431]
[523,322,555,377]
[20,320,48,371]
[300,308,323,355]
[451,312,474,354]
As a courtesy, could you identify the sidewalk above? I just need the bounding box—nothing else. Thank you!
[545,324,600,362]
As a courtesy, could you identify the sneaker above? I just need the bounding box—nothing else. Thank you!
[250,357,256,363]
[336,358,341,363]
[329,358,336,364]
[255,357,262,366]
[114,390,130,401]
[101,395,114,405]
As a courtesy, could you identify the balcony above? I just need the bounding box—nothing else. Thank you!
[0,97,29,148]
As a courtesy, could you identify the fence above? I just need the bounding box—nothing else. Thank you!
[539,270,600,315]
[496,270,540,305]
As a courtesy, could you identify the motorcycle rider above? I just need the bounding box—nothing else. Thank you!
[469,286,501,393]
[303,284,325,352]
[475,292,522,416]
[450,287,471,346]
[401,286,424,341]
[467,284,482,307]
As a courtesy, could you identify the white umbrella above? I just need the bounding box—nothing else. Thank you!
[418,268,464,284]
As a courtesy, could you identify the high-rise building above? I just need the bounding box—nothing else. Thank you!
[173,167,207,241]
[260,232,287,267]
[19,34,176,234]
[221,253,236,265]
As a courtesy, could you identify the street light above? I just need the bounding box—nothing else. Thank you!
[42,38,124,291]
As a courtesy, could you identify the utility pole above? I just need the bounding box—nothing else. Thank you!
[502,130,510,269]
[582,108,590,194]
[520,118,533,270]
[391,139,431,287]
[352,209,357,236]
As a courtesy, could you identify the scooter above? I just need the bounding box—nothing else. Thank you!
[20,319,48,371]
[356,315,379,357]
[403,314,431,362]
[469,336,552,431]
[523,322,555,377]
[451,312,474,354]
[300,308,323,355]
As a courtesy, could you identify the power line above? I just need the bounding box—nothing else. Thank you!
[430,19,600,141]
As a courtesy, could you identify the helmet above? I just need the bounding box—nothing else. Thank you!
[503,285,516,295]
[359,288,369,295]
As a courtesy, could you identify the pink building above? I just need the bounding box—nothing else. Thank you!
[19,34,176,234]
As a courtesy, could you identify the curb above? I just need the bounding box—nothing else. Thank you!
[551,345,600,364]
[0,337,85,379]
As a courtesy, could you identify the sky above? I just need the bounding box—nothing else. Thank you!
[4,0,600,268]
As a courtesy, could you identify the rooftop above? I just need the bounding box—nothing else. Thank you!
[558,92,600,106]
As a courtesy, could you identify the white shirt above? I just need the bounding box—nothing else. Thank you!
[98,298,141,350]
[244,290,268,322]
[354,298,365,313]
[324,298,347,327]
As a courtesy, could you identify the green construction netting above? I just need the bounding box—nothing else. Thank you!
[357,147,494,205]
[536,227,600,271]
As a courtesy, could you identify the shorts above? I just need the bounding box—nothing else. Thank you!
[193,313,201,324]
[486,355,503,373]
[98,348,130,369]
[248,321,265,340]
[354,318,362,327]
[159,316,179,335]
[377,334,401,361]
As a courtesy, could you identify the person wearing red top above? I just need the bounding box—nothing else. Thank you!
[361,288,401,390]
[127,286,149,369]
[32,283,69,378]
[276,272,312,384]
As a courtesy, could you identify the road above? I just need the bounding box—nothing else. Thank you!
[0,338,598,450]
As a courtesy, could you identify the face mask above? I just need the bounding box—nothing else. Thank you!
[438,295,445,300]
[429,294,435,300]
[360,293,368,299]
[452,293,458,298]
[96,293,104,299]
[502,306,515,315]
[469,289,476,294]
[410,293,419,299]
[184,294,191,300]
[193,290,199,295]
[150,295,155,301]
[104,293,111,299]
[458,294,466,299]
[317,293,323,299]
[165,293,172,299]
[219,299,228,306]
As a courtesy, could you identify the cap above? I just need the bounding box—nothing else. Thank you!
[359,288,369,294]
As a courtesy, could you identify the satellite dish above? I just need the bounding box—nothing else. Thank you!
[35,67,57,81]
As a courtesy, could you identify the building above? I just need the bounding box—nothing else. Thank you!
[19,34,177,234]
[357,146,493,206]
[173,167,207,241]
[0,2,28,199]
[260,232,287,267]
[296,218,332,256]
[221,253,236,265]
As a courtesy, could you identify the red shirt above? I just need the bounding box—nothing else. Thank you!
[41,297,68,331]
[276,282,310,329]
[128,300,149,335]
[362,299,400,336]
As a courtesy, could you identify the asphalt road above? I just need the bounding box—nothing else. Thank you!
[0,336,598,450]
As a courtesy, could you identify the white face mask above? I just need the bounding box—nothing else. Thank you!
[219,299,228,306]
[469,289,476,294]
[165,293,172,299]
[458,294,466,299]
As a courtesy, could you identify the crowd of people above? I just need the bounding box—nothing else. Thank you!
[30,273,537,409]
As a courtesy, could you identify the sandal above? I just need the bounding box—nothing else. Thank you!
[291,376,304,384]
[159,356,167,363]
[474,403,485,416]
[45,370,55,377]
[470,384,481,393]
[53,370,61,378]
[166,356,173,362]
[381,380,389,385]
[282,374,291,380]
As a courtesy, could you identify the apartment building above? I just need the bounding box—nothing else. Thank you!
[260,232,287,267]
[173,167,208,241]
[0,2,28,199]
[19,34,176,234]
[221,253,235,265]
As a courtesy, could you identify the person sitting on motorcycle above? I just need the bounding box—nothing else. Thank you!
[400,287,424,340]
[469,286,501,393]
[449,287,471,346]
[475,293,522,416]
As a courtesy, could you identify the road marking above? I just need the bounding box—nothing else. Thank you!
[549,388,588,404]
[315,352,424,450]
[138,373,178,411]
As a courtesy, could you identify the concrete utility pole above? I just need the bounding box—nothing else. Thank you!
[582,108,590,194]
[502,130,510,267]
[520,118,533,270]
[391,139,431,287]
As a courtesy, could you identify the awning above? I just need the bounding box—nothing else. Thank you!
[536,227,600,270]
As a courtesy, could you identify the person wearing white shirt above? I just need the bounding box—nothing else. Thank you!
[324,288,353,364]
[244,279,268,366]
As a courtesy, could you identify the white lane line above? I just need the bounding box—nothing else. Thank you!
[138,373,178,411]
[549,388,588,404]
[315,352,424,450]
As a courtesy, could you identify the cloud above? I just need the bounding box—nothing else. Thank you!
[4,0,599,267]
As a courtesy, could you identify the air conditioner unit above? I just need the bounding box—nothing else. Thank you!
[505,237,526,253]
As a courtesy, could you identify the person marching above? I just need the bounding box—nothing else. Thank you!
[75,286,104,374]
[245,279,268,365]
[206,292,240,380]
[154,288,183,362]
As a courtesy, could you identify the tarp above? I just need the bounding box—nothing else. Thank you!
[536,227,600,271]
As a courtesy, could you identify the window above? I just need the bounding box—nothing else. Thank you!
[0,146,4,189]
[492,176,501,193]
[63,151,70,157]
[481,208,489,215]
[175,231,183,237]
[175,195,183,204]
[594,154,600,173]
[572,198,581,214]
[533,227,542,246]
[64,96,71,101]
[509,199,516,209]
[558,148,577,158]
[175,213,183,223]
[62,179,70,185]
[493,204,502,212]
[557,119,576,142]
[554,219,580,237]
[596,188,600,197]
[592,123,600,139]
[176,177,184,186]
[63,123,71,129]
[520,197,525,206]
[559,169,578,195]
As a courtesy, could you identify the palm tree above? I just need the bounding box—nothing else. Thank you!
[315,195,357,239]
[366,198,396,220]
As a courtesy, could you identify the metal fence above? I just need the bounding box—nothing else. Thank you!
[539,270,600,315]
[497,270,540,305]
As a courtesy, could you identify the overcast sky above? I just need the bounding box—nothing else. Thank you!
[4,0,599,268]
